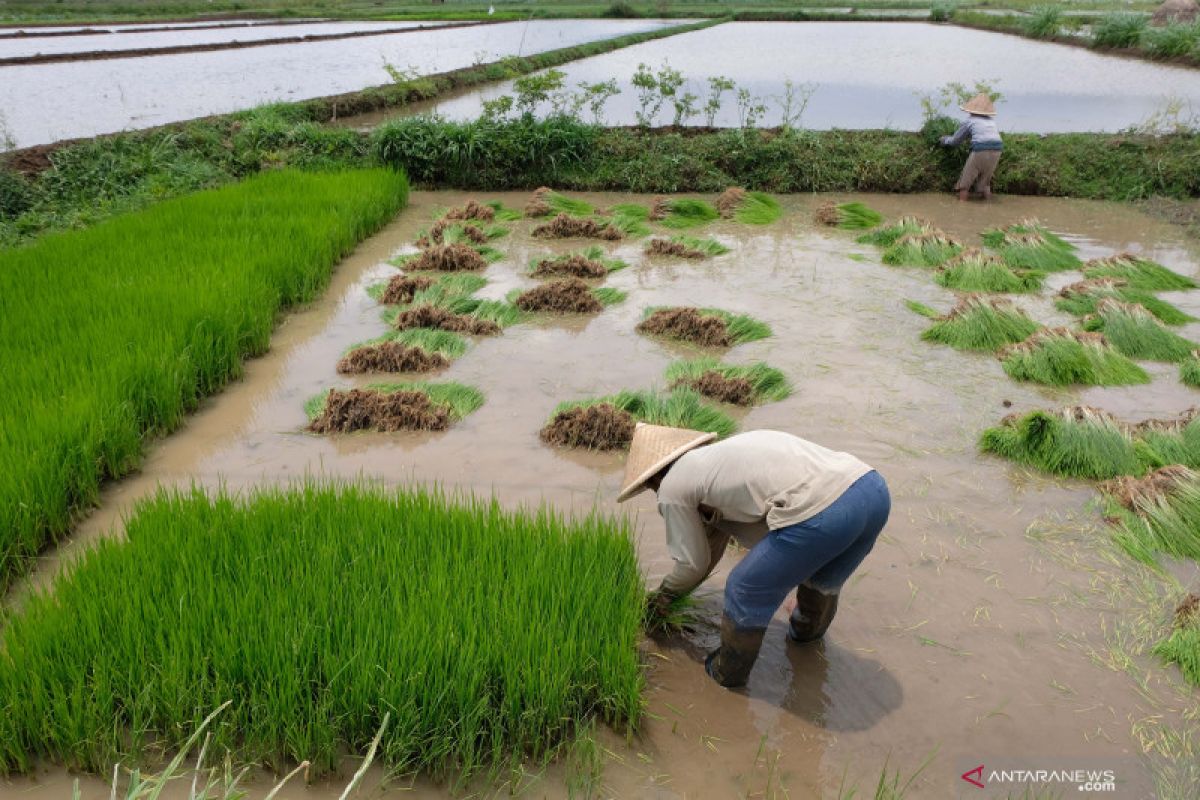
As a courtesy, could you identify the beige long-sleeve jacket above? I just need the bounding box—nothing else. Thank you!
[655,430,871,595]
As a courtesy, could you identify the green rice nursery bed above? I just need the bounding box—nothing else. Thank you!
[0,483,644,777]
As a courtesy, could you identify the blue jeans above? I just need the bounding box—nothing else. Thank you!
[724,470,891,629]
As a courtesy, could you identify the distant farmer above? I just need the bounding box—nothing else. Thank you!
[940,92,1002,202]
[620,423,891,688]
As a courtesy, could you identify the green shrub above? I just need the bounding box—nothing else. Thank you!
[1092,12,1149,49]
[0,168,32,218]
[930,2,956,23]
[1140,22,1200,59]
[1024,5,1063,38]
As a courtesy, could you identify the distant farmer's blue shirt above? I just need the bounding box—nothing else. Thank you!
[941,115,1003,151]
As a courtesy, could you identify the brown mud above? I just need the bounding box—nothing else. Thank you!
[530,253,607,279]
[513,278,603,313]
[646,237,707,259]
[714,186,746,219]
[672,370,755,405]
[532,213,622,241]
[7,192,1200,799]
[335,342,449,374]
[392,304,500,336]
[308,388,450,434]
[379,274,434,305]
[405,243,487,272]
[637,307,732,347]
[539,403,636,450]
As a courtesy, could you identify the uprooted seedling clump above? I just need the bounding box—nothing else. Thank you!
[715,187,747,219]
[513,278,604,313]
[417,220,488,248]
[380,275,435,305]
[408,244,488,272]
[525,187,553,218]
[539,403,637,450]
[532,213,623,241]
[638,307,732,348]
[531,253,608,279]
[308,388,450,433]
[1176,593,1200,629]
[393,304,501,335]
[646,237,706,259]
[336,342,449,374]
[672,370,754,405]
[443,199,495,222]
[1102,465,1197,512]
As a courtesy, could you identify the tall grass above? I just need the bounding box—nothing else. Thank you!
[664,358,792,403]
[1092,12,1149,49]
[934,249,1044,293]
[909,295,1039,352]
[1081,254,1197,291]
[0,483,644,777]
[0,169,407,591]
[733,192,783,225]
[981,220,1080,271]
[1080,300,1198,362]
[999,329,1150,387]
[554,388,737,438]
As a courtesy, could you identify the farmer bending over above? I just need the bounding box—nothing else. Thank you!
[940,93,1002,202]
[621,423,891,688]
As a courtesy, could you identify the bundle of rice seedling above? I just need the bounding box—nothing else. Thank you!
[1081,253,1197,291]
[714,187,747,218]
[445,296,526,328]
[979,406,1145,480]
[856,216,931,247]
[908,295,1040,352]
[1181,351,1200,388]
[1154,592,1200,687]
[999,327,1150,387]
[1055,278,1195,326]
[665,358,791,405]
[391,244,489,272]
[306,382,484,433]
[532,213,623,241]
[1105,475,1200,565]
[529,246,627,279]
[336,330,466,374]
[388,303,503,335]
[637,307,771,348]
[483,199,523,221]
[934,249,1044,293]
[373,274,435,305]
[539,403,637,450]
[645,235,730,259]
[981,219,1080,271]
[1102,465,1196,511]
[814,201,883,231]
[713,187,781,225]
[544,388,737,448]
[524,188,593,218]
[442,199,495,222]
[647,197,719,229]
[1081,299,1198,362]
[509,279,625,314]
[882,231,963,268]
[1131,409,1200,471]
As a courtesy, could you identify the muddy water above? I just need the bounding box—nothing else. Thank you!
[350,21,1200,133]
[0,19,676,148]
[6,192,1200,799]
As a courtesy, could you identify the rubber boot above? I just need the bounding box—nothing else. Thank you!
[704,613,766,688]
[787,585,839,643]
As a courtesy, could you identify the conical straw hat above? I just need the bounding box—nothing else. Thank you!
[960,93,997,117]
[617,422,717,503]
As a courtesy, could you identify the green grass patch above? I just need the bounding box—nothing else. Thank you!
[1055,278,1195,326]
[1080,299,1198,362]
[1081,254,1197,291]
[882,231,963,268]
[0,482,643,776]
[733,191,783,225]
[910,295,1040,352]
[656,198,719,229]
[554,388,737,438]
[981,219,1080,271]
[999,328,1150,387]
[0,168,407,591]
[934,249,1045,293]
[664,358,792,404]
[305,381,484,422]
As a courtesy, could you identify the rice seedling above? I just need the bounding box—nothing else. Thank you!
[664,358,791,405]
[999,328,1150,387]
[934,249,1045,293]
[548,388,738,442]
[337,329,467,375]
[355,329,469,359]
[442,198,497,222]
[714,187,782,225]
[638,306,772,347]
[1081,299,1198,362]
[532,213,624,241]
[1081,253,1197,291]
[1055,278,1195,326]
[0,168,407,590]
[814,201,883,231]
[529,246,627,279]
[368,273,486,306]
[981,219,1080,271]
[601,208,651,238]
[444,296,526,328]
[1153,594,1200,687]
[645,235,730,259]
[0,482,643,776]
[1181,351,1200,387]
[979,406,1147,480]
[506,280,625,314]
[389,243,496,272]
[484,199,523,222]
[305,381,484,432]
[882,231,963,268]
[525,188,594,218]
[856,216,931,247]
[907,295,1040,352]
[1104,476,1200,565]
[650,197,719,229]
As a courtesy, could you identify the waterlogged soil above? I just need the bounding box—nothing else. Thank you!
[8,192,1200,799]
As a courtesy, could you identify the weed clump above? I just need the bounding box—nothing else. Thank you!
[513,279,612,314]
[999,327,1150,386]
[530,246,625,279]
[532,213,623,241]
[539,403,637,450]
[935,249,1045,293]
[336,342,449,374]
[379,274,435,305]
[1080,299,1198,362]
[980,405,1145,480]
[883,231,963,267]
[665,358,791,406]
[981,219,1079,271]
[645,235,729,258]
[443,199,495,222]
[1055,277,1194,325]
[404,243,488,272]
[909,295,1040,352]
[814,201,883,230]
[1081,253,1197,291]
[392,303,502,335]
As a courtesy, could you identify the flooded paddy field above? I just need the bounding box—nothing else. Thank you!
[0,19,675,147]
[357,21,1200,132]
[9,191,1198,798]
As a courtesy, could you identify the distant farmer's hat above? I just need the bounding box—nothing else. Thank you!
[960,93,997,117]
[617,423,717,502]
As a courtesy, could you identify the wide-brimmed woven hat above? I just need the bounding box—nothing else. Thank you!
[960,93,997,117]
[617,422,716,502]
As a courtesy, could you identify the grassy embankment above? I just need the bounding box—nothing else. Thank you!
[0,483,644,778]
[0,168,408,592]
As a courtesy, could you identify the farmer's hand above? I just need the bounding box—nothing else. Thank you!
[644,588,678,631]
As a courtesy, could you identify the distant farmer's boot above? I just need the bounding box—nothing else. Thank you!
[787,585,839,643]
[705,614,766,688]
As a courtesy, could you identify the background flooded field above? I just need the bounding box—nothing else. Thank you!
[0,19,675,147]
[366,21,1200,132]
[9,192,1198,798]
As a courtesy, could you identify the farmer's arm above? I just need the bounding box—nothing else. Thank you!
[658,501,713,595]
[940,120,971,147]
